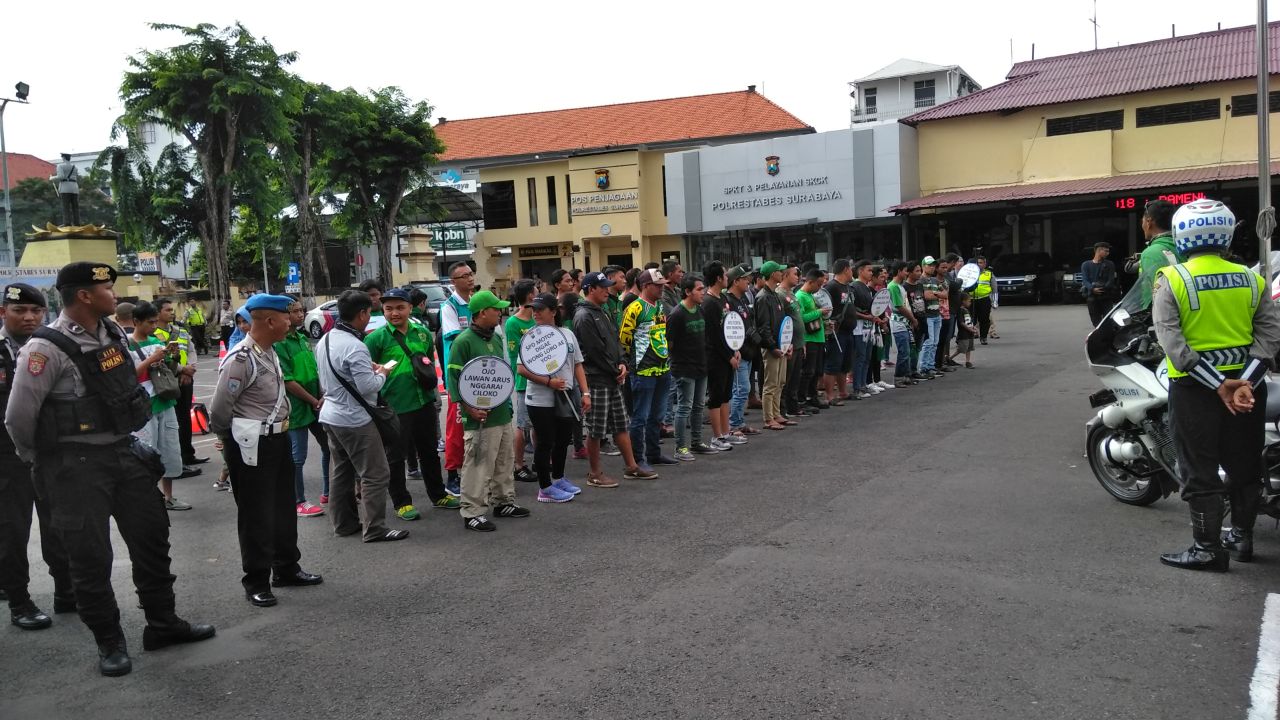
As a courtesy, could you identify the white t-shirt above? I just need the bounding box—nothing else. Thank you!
[521,327,583,408]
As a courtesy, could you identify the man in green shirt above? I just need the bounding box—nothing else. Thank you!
[1135,199,1184,308]
[504,280,538,484]
[602,265,625,328]
[129,302,191,511]
[795,267,829,412]
[277,299,329,518]
[447,290,526,532]
[365,288,458,521]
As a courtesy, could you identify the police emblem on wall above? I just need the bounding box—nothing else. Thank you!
[765,155,780,177]
[594,169,610,190]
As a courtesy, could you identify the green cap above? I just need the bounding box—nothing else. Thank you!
[467,289,510,313]
[760,260,785,278]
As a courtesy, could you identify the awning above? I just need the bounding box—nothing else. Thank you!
[888,160,1280,213]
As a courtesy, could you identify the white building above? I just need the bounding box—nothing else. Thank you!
[849,59,981,126]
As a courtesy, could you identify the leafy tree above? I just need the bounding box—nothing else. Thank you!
[118,22,299,308]
[7,177,115,261]
[96,125,202,259]
[280,80,335,297]
[321,87,442,287]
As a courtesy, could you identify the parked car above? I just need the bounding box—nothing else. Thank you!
[992,252,1062,304]
[410,281,454,332]
[1061,270,1085,303]
[304,299,387,338]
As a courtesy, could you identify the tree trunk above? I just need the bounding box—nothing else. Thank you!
[198,160,232,310]
[290,131,331,301]
[375,217,396,289]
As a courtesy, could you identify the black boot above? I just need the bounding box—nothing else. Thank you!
[94,627,132,677]
[52,581,77,614]
[142,613,217,651]
[1222,527,1254,562]
[1160,501,1229,573]
[10,602,52,630]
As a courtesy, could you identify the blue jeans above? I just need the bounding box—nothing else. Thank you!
[289,423,330,503]
[673,375,707,450]
[892,329,913,381]
[730,359,752,429]
[851,333,870,390]
[630,373,671,464]
[919,316,941,372]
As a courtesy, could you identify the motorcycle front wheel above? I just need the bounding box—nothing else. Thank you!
[1086,423,1165,506]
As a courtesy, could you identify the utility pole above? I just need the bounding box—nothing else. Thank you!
[1090,0,1101,51]
[0,82,31,268]
[1258,0,1274,282]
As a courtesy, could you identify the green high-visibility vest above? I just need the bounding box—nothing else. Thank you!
[972,269,994,299]
[1158,253,1264,379]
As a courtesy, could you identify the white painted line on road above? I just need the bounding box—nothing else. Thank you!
[1249,593,1280,720]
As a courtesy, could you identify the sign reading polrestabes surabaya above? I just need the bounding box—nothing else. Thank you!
[712,175,843,212]
[570,189,639,216]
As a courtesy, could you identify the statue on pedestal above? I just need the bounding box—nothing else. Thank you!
[50,152,80,226]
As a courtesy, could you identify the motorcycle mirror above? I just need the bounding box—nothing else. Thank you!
[1112,308,1130,327]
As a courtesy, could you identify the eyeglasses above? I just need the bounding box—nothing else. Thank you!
[451,272,473,280]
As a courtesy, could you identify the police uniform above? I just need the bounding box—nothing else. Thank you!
[3,262,214,676]
[971,264,995,342]
[1151,200,1280,572]
[208,294,321,608]
[0,283,73,630]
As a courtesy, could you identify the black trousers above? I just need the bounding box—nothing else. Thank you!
[0,459,72,609]
[390,404,447,508]
[190,325,207,355]
[973,297,993,340]
[1087,295,1116,328]
[528,404,573,489]
[784,345,806,413]
[220,325,234,350]
[177,380,196,461]
[35,441,176,635]
[936,318,955,367]
[1170,377,1267,532]
[225,433,301,593]
[802,341,825,405]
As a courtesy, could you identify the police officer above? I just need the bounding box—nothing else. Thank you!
[1152,200,1280,572]
[3,262,215,676]
[209,294,322,608]
[0,283,74,630]
[971,257,995,344]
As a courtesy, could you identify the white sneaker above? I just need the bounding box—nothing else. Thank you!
[855,391,872,399]
[711,438,733,452]
[877,381,894,390]
[865,385,882,395]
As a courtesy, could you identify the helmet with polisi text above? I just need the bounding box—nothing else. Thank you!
[1172,199,1237,256]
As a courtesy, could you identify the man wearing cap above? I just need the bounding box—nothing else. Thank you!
[753,261,788,430]
[724,265,760,437]
[918,257,943,380]
[620,269,676,469]
[0,282,74,631]
[574,271,654,486]
[448,290,527,532]
[5,262,214,677]
[210,294,323,608]
[365,287,457,520]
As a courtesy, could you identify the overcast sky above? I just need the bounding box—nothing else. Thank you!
[0,1,1273,160]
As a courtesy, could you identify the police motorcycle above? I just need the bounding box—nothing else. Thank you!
[1084,217,1280,518]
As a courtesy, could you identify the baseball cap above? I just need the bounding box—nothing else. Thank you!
[467,289,510,313]
[637,269,668,288]
[922,256,937,265]
[381,287,414,304]
[529,292,558,311]
[580,271,611,291]
[759,260,784,277]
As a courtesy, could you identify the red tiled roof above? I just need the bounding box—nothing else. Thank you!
[435,90,813,163]
[1,153,55,185]
[888,161,1280,212]
[904,22,1280,125]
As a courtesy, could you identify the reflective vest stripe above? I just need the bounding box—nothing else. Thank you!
[1173,264,1198,310]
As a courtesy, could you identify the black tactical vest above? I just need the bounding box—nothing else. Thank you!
[33,322,152,447]
[0,339,16,456]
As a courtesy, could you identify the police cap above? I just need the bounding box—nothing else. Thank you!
[55,261,117,289]
[243,294,293,314]
[3,282,46,307]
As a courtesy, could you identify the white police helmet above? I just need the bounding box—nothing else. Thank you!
[1172,199,1237,255]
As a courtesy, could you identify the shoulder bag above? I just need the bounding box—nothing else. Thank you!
[323,334,401,445]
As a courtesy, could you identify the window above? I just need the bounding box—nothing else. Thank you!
[914,79,935,108]
[1230,92,1280,117]
[1135,99,1220,127]
[864,87,878,114]
[527,177,539,227]
[481,180,517,229]
[1046,110,1124,136]
[566,174,573,223]
[140,122,157,144]
[546,176,558,225]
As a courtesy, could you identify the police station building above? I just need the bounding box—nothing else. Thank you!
[663,124,920,270]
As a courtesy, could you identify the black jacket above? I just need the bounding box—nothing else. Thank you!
[753,286,784,352]
[572,300,624,385]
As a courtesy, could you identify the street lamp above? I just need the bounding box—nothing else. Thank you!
[1,81,32,268]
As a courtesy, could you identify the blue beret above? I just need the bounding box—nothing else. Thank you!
[243,294,293,313]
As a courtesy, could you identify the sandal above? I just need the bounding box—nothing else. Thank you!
[765,422,786,431]
[366,529,410,543]
[781,419,798,426]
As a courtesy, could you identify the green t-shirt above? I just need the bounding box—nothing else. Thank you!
[132,337,177,414]
[446,327,514,430]
[364,320,438,414]
[888,280,911,333]
[504,314,537,392]
[275,329,321,428]
[795,289,825,343]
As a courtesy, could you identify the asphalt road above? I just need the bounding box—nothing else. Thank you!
[4,305,1279,719]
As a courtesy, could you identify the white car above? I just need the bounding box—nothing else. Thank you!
[304,300,387,338]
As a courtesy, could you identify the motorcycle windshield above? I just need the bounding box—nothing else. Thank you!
[1086,253,1177,367]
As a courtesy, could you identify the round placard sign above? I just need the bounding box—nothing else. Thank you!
[518,324,569,377]
[457,356,515,410]
[812,288,833,310]
[778,315,795,352]
[957,263,981,290]
[723,310,746,351]
[870,289,891,317]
